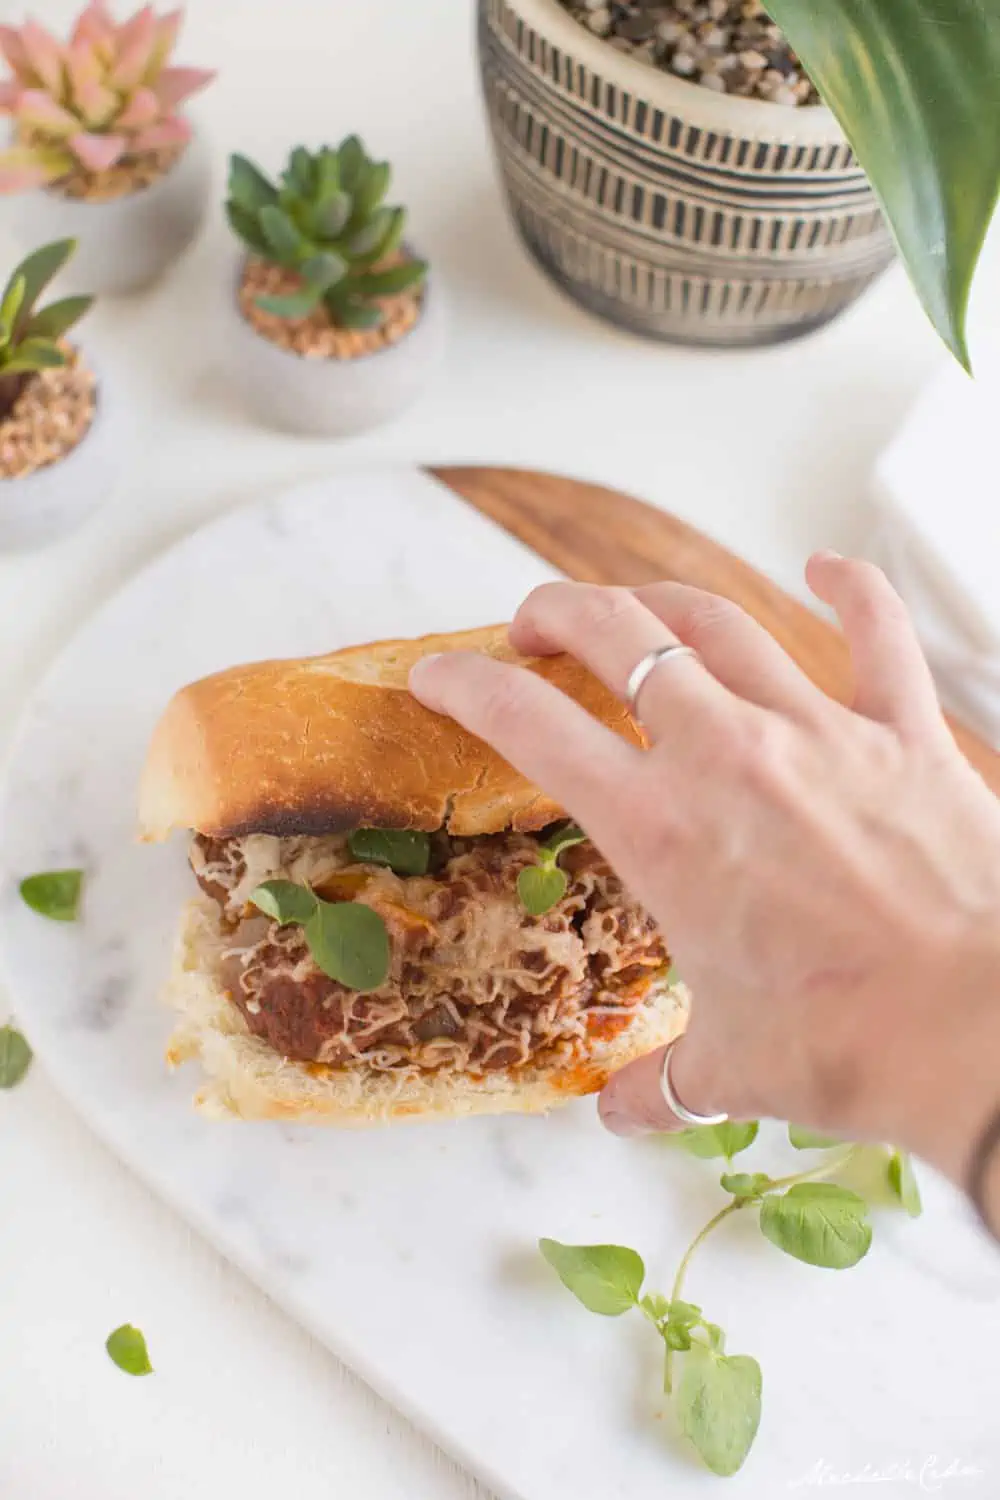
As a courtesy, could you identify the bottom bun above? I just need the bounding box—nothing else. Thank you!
[164,898,690,1124]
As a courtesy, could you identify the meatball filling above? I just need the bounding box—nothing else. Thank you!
[190,830,668,1074]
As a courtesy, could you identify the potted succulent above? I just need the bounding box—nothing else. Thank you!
[223,137,443,438]
[0,2,215,294]
[0,237,120,550]
[478,0,1000,358]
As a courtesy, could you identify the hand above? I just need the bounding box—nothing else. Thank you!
[409,556,1000,1189]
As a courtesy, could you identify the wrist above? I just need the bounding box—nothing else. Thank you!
[876,930,1000,1187]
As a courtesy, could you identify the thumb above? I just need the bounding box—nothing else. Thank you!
[598,1034,728,1138]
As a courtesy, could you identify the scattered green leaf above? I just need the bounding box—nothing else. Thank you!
[666,1299,702,1328]
[0,1024,32,1088]
[517,822,589,916]
[106,1324,152,1376]
[305,901,390,992]
[539,1239,644,1316]
[250,879,317,926]
[347,828,431,877]
[678,1120,759,1160]
[788,1124,841,1150]
[720,1171,773,1201]
[542,822,587,858]
[676,1344,762,1477]
[19,869,83,922]
[639,1291,673,1323]
[517,864,568,917]
[759,1183,872,1269]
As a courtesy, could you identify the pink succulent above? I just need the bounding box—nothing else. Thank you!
[0,3,215,193]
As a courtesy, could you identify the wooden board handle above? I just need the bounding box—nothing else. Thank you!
[433,465,1000,796]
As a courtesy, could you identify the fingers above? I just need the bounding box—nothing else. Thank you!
[806,553,949,743]
[599,1034,727,1137]
[408,650,641,845]
[633,581,832,726]
[508,582,738,743]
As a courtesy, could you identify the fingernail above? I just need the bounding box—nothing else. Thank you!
[812,549,842,564]
[600,1109,651,1139]
[408,654,444,695]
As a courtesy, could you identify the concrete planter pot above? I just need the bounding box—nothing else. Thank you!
[0,355,122,551]
[223,256,445,438]
[478,0,895,347]
[3,128,211,296]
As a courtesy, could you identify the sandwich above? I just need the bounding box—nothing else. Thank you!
[139,624,687,1124]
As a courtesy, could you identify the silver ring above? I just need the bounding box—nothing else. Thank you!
[660,1038,728,1127]
[625,644,700,720]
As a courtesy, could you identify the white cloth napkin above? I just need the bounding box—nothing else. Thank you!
[871,357,1000,746]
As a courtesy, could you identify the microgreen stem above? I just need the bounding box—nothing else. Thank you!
[763,1146,859,1195]
[662,1145,860,1391]
[665,1199,742,1392]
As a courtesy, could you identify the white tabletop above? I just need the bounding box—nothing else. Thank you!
[1,1,995,1494]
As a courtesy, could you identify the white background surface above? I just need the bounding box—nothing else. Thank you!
[1,1,998,1495]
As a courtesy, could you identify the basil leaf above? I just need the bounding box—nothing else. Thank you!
[250,880,317,926]
[759,1183,872,1269]
[305,901,390,992]
[542,821,587,860]
[678,1120,759,1160]
[788,1124,841,1150]
[105,1324,153,1376]
[517,864,567,917]
[19,869,83,922]
[347,828,431,877]
[720,1172,773,1201]
[676,1343,762,1478]
[0,1025,32,1088]
[887,1150,923,1218]
[539,1239,644,1316]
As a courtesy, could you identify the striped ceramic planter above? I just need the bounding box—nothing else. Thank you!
[478,0,895,347]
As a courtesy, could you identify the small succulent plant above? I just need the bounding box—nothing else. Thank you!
[0,3,215,193]
[0,238,93,421]
[226,138,428,331]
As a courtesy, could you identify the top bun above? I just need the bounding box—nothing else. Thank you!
[138,624,643,842]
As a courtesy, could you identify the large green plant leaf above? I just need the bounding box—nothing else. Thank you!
[764,0,1000,369]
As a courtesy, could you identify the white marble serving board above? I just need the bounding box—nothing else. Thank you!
[2,469,999,1497]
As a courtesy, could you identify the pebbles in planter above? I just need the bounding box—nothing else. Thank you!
[560,0,821,105]
[239,254,422,362]
[40,139,190,206]
[0,348,96,481]
[223,138,443,437]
